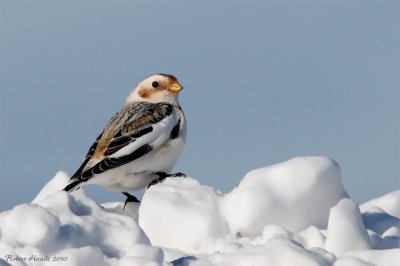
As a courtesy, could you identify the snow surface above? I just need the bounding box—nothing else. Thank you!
[221,156,348,235]
[325,198,372,256]
[0,156,399,266]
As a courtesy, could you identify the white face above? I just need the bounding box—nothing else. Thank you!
[126,74,183,105]
[139,74,169,89]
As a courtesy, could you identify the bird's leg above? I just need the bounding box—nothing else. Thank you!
[122,192,140,210]
[147,172,186,188]
[147,172,168,188]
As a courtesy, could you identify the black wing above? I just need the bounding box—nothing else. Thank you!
[64,102,175,191]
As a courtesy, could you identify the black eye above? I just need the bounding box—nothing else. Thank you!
[152,81,159,88]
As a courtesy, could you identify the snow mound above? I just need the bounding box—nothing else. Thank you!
[346,249,400,266]
[333,257,376,266]
[1,204,60,247]
[211,236,333,266]
[298,225,326,249]
[31,171,70,204]
[362,207,400,237]
[0,156,399,266]
[362,207,400,249]
[139,177,228,253]
[361,190,400,219]
[221,156,348,236]
[325,198,372,256]
[1,180,158,265]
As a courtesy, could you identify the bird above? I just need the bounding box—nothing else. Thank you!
[63,74,187,206]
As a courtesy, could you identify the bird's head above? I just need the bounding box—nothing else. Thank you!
[126,74,183,105]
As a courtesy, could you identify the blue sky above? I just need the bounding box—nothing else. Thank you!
[1,1,399,211]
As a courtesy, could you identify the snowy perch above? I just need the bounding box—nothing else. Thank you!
[1,156,399,266]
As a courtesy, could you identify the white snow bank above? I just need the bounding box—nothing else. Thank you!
[0,156,399,266]
[32,171,78,204]
[31,171,67,203]
[346,249,400,266]
[333,257,376,266]
[139,177,228,253]
[325,198,372,256]
[211,236,333,266]
[221,156,348,236]
[298,225,326,249]
[362,206,400,237]
[0,175,159,266]
[1,204,60,247]
[361,190,400,219]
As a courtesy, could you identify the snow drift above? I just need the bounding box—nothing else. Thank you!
[0,156,399,266]
[221,156,348,236]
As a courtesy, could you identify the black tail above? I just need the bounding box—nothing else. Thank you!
[63,180,81,192]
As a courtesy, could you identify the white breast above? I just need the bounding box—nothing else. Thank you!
[86,106,187,192]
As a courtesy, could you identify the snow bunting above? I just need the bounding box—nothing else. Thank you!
[64,74,186,204]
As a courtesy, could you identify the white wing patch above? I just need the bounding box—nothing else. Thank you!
[109,109,178,158]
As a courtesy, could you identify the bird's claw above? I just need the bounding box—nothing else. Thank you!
[148,177,165,188]
[148,172,187,188]
[170,172,186,178]
[122,192,140,210]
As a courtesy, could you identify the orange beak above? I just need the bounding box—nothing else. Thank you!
[169,82,183,93]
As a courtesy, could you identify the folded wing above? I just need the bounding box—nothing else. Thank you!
[64,102,178,191]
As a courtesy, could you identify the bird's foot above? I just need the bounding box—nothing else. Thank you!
[167,172,186,178]
[148,172,186,188]
[122,192,140,210]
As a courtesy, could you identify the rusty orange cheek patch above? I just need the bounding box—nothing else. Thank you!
[138,88,156,98]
